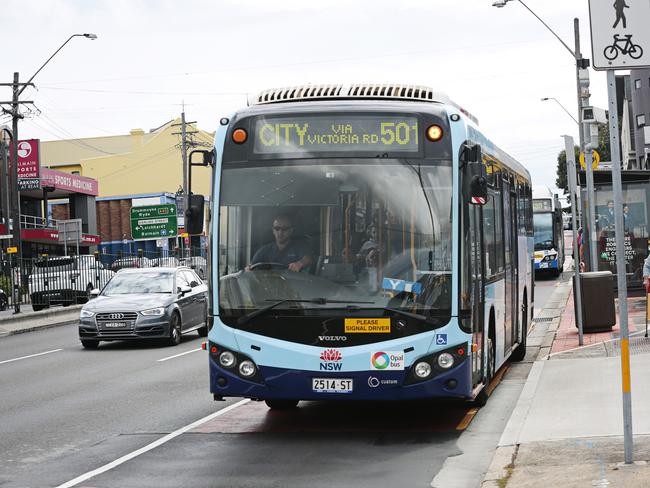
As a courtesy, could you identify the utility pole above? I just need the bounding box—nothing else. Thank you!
[0,73,34,313]
[181,111,188,196]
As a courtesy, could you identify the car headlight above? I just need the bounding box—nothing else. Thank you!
[80,309,95,318]
[140,307,166,316]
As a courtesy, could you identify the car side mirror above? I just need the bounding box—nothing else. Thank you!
[90,289,100,298]
[179,285,192,295]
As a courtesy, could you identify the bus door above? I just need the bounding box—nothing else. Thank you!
[502,179,518,353]
[469,203,485,386]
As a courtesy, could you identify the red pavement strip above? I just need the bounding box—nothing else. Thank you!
[192,399,474,434]
[550,290,647,354]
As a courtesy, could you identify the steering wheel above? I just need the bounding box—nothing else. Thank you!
[249,262,287,271]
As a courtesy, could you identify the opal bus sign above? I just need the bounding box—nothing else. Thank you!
[130,204,178,241]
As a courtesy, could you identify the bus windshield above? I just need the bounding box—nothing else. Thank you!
[218,158,452,329]
[533,212,554,250]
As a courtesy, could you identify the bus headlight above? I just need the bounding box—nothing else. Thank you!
[239,360,256,377]
[219,351,237,368]
[437,352,455,369]
[414,361,432,379]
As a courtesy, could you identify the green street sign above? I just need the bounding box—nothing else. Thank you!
[130,204,178,241]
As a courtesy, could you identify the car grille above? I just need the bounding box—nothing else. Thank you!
[95,312,138,332]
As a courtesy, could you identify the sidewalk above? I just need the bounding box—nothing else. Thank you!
[482,276,650,487]
[0,304,82,337]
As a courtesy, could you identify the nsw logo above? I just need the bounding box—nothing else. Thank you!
[320,349,343,371]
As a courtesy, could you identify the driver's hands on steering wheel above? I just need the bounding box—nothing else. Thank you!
[287,261,303,272]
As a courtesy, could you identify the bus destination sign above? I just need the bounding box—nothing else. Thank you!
[253,115,419,154]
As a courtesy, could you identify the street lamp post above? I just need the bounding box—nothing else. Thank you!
[493,1,599,272]
[541,97,580,125]
[1,33,97,313]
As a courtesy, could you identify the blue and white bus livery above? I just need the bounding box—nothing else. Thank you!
[187,84,534,409]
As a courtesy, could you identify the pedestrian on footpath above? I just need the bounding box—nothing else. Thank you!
[644,252,650,290]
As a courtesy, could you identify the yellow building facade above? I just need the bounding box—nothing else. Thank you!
[40,118,215,198]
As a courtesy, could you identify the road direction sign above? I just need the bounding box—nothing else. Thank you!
[579,150,600,170]
[589,0,650,70]
[131,204,178,241]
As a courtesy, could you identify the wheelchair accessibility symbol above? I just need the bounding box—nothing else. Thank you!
[436,334,447,345]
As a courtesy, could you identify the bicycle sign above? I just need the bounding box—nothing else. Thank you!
[603,34,643,61]
[589,0,650,70]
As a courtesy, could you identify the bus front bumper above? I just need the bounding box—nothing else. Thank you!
[209,356,472,401]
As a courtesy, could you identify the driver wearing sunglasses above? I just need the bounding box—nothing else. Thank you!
[248,214,313,272]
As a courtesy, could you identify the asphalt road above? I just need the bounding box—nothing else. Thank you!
[0,271,566,488]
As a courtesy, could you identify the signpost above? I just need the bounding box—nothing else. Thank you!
[130,204,178,241]
[57,218,82,256]
[588,0,650,464]
[10,139,41,191]
[579,150,600,170]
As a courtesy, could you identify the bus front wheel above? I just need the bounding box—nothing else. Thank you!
[265,399,299,410]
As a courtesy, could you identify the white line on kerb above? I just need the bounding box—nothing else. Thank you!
[55,398,250,488]
[157,347,202,362]
[0,348,63,365]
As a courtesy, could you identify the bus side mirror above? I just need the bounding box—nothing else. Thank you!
[189,150,214,167]
[469,176,488,206]
[462,144,489,206]
[185,194,205,235]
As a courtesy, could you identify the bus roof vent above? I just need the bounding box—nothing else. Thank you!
[253,84,478,125]
[256,85,346,104]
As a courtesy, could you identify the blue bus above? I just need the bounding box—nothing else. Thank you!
[187,84,534,408]
[532,186,564,277]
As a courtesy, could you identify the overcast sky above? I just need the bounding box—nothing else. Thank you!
[2,0,612,191]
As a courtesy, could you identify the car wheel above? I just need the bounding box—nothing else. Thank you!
[167,312,182,346]
[81,339,99,349]
[265,399,299,410]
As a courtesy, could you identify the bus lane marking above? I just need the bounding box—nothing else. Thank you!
[157,347,202,362]
[0,348,63,366]
[55,398,250,488]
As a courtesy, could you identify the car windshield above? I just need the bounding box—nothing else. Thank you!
[218,158,453,322]
[102,271,174,295]
[533,212,554,250]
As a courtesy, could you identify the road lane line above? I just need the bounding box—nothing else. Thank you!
[55,398,250,488]
[0,348,63,365]
[157,347,202,362]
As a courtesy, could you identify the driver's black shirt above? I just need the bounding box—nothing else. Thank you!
[251,239,312,267]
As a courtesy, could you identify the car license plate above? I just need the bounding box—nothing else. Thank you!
[312,378,353,393]
[104,322,127,328]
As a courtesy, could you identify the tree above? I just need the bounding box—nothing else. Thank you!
[555,122,610,194]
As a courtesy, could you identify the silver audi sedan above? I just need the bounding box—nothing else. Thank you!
[78,267,208,349]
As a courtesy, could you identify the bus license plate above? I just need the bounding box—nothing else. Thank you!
[312,378,353,393]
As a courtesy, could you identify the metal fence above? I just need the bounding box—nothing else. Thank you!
[0,247,207,312]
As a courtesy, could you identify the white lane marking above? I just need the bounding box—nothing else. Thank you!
[0,348,63,365]
[56,398,250,488]
[157,347,202,362]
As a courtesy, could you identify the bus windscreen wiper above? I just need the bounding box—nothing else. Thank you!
[380,307,446,325]
[237,298,373,326]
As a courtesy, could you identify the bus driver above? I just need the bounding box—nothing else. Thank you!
[248,214,313,272]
